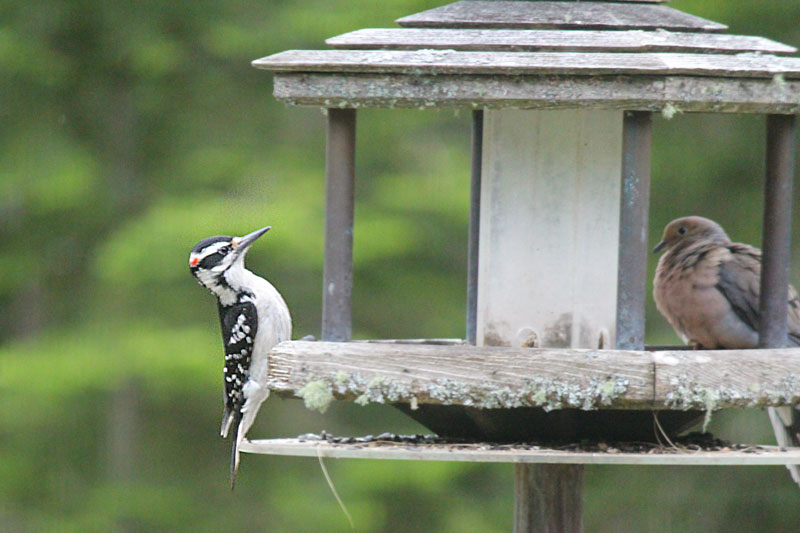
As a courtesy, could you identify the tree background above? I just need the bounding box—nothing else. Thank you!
[2,1,800,531]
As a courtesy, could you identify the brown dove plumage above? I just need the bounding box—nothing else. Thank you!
[653,216,800,487]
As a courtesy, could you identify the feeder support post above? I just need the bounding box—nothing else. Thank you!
[514,463,585,533]
[322,108,356,342]
[616,111,653,351]
[760,114,796,349]
[467,110,483,345]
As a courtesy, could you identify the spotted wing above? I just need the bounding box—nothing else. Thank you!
[217,301,259,437]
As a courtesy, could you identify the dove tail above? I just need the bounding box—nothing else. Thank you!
[768,406,800,488]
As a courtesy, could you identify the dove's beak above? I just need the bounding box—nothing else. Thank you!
[653,240,666,253]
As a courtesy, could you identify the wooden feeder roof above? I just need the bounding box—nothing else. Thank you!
[252,1,800,113]
[393,1,727,32]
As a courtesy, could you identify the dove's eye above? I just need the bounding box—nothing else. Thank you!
[677,227,687,235]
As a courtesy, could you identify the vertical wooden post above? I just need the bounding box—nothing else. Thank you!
[514,464,584,533]
[466,110,483,346]
[761,115,797,471]
[616,111,652,350]
[322,108,356,342]
[479,109,623,532]
[759,114,795,349]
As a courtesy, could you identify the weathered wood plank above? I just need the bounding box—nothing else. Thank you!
[354,338,465,345]
[515,464,584,533]
[326,29,796,55]
[253,50,800,79]
[240,438,800,465]
[654,350,800,410]
[269,340,654,410]
[396,1,726,33]
[266,341,800,410]
[271,73,800,114]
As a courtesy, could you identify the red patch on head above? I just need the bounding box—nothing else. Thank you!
[189,257,199,267]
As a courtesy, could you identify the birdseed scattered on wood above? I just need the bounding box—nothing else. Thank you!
[294,431,767,454]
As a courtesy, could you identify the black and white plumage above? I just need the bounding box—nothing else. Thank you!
[189,226,291,488]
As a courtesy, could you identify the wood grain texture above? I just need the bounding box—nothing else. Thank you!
[515,464,584,533]
[240,438,800,465]
[476,109,621,353]
[253,50,800,79]
[326,29,796,55]
[271,73,800,114]
[267,341,800,410]
[270,341,653,410]
[396,1,726,32]
[653,350,800,410]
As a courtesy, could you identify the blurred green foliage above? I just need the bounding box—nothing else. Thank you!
[2,0,800,531]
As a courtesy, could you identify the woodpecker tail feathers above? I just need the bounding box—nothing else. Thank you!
[229,413,243,490]
[226,383,269,489]
[221,406,234,438]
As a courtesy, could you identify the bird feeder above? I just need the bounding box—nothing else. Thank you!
[249,1,800,530]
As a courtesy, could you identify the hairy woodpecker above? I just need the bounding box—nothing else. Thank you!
[189,226,291,488]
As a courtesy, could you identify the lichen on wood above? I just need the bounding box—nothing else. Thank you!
[268,341,800,413]
[268,341,655,413]
[663,372,800,411]
[661,102,682,119]
[296,380,334,413]
[287,370,632,413]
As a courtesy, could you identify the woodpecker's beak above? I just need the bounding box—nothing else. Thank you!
[233,226,271,254]
[653,240,666,253]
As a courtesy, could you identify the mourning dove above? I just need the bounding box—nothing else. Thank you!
[653,216,800,487]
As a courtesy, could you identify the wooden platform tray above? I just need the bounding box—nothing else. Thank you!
[241,438,800,466]
[264,340,800,442]
[268,341,800,412]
